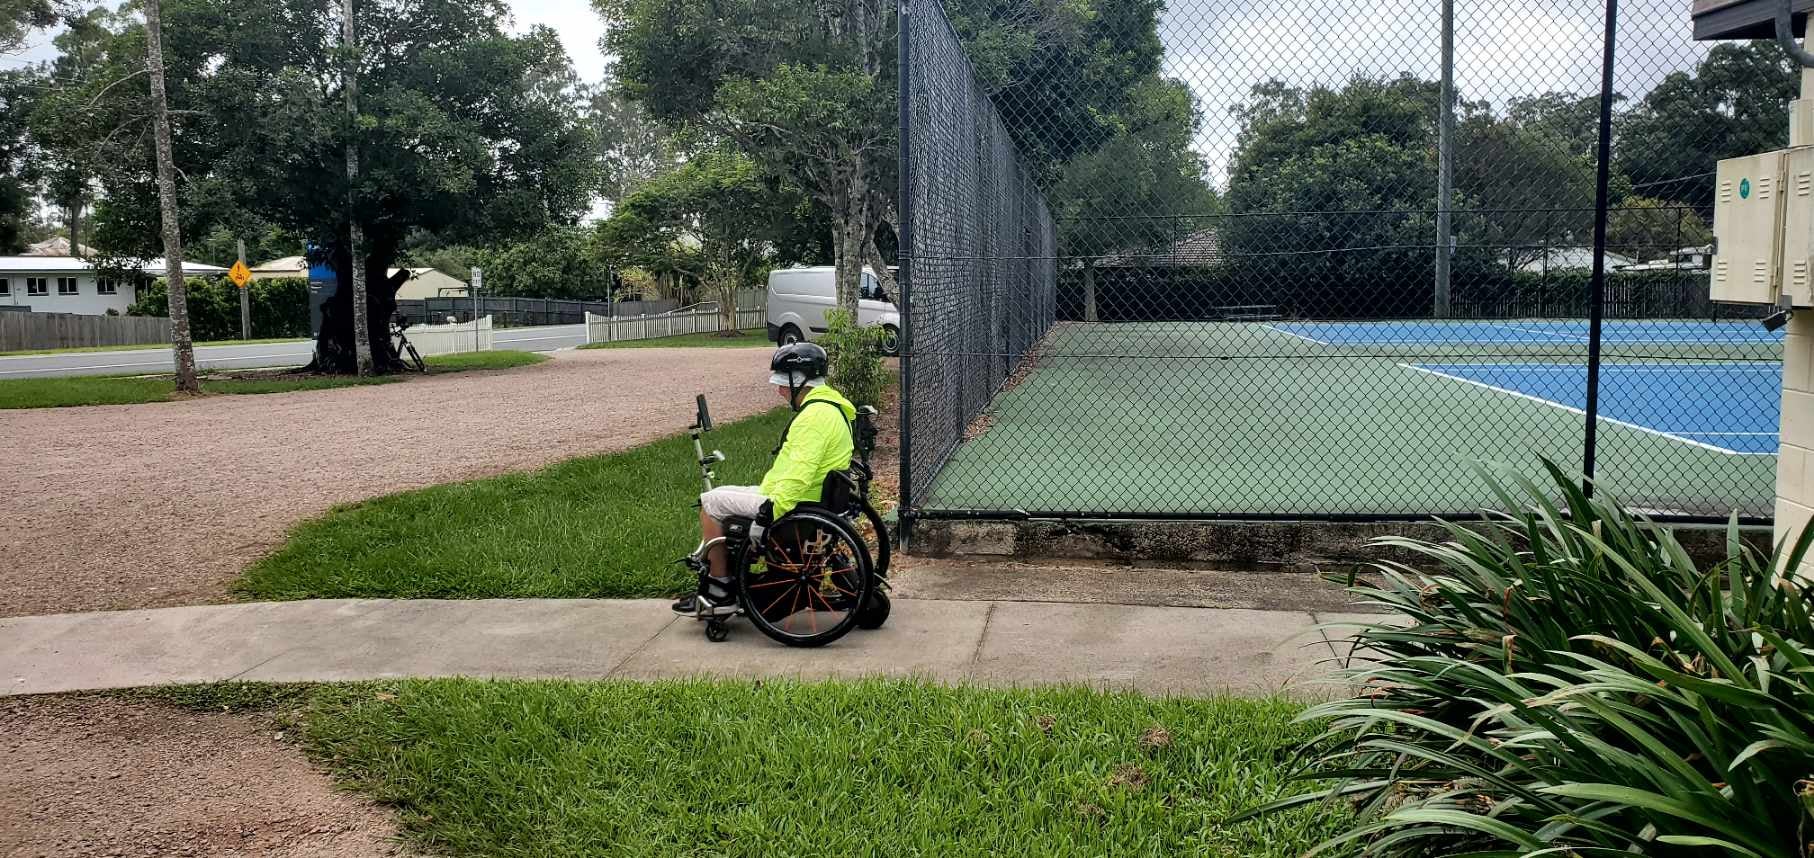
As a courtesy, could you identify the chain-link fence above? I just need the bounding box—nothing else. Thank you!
[901,0,1786,522]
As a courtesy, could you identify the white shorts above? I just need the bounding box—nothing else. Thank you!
[701,485,769,522]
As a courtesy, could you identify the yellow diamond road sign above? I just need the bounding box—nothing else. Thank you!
[228,260,252,289]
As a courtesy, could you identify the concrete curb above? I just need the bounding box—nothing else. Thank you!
[0,598,1357,699]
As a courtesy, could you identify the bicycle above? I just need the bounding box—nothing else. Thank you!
[679,395,891,646]
[390,313,427,373]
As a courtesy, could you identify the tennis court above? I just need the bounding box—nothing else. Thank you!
[920,319,1780,519]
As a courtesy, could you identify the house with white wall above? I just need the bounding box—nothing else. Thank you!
[0,256,229,316]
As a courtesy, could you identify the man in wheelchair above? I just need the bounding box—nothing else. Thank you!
[671,342,857,616]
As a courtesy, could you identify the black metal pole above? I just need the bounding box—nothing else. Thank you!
[896,0,916,528]
[1583,0,1619,497]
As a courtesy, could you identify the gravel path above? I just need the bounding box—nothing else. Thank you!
[0,347,775,618]
[1,695,403,857]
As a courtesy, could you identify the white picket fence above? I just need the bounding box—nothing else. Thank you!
[406,315,494,356]
[584,306,766,345]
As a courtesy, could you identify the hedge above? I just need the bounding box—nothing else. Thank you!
[130,276,312,341]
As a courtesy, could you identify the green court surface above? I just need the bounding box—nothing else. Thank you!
[921,321,1777,519]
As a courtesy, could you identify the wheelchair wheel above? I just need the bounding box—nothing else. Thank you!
[739,510,872,648]
[856,501,891,579]
[856,589,890,630]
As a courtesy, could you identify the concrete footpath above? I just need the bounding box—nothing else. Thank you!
[0,598,1375,698]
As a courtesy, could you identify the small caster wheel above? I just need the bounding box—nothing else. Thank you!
[705,620,730,642]
[856,590,890,630]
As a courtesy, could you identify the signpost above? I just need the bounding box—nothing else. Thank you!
[470,267,483,352]
[229,244,252,339]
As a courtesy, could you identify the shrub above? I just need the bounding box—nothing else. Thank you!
[1251,463,1814,857]
[821,308,885,407]
[131,276,311,340]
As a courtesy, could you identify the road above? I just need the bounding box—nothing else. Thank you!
[0,323,587,378]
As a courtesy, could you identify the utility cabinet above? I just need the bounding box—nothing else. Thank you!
[1711,147,1814,306]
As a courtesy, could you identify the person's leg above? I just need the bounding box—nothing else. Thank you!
[700,505,728,577]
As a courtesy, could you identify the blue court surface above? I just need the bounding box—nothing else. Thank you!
[1404,362,1781,455]
[1269,319,1782,347]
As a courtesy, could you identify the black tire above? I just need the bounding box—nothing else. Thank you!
[404,341,426,373]
[705,620,730,643]
[739,510,872,648]
[778,324,804,346]
[856,590,890,630]
[880,325,900,356]
[859,502,891,579]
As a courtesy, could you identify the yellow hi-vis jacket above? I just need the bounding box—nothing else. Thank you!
[759,385,857,517]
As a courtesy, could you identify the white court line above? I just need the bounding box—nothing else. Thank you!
[1398,363,1775,457]
[1499,324,1590,342]
[1413,363,1780,373]
[1259,323,1331,346]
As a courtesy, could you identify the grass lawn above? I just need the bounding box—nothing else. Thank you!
[0,336,308,357]
[579,329,770,350]
[422,349,548,371]
[238,407,792,600]
[147,679,1340,857]
[0,350,547,409]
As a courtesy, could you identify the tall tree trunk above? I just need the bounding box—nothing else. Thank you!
[833,165,869,316]
[143,0,196,393]
[342,0,372,375]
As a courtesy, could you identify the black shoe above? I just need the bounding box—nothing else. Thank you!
[671,581,737,616]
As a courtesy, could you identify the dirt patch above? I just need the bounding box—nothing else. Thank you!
[0,348,775,617]
[0,695,403,857]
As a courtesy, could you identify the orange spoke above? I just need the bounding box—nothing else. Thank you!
[761,584,798,617]
[748,578,796,590]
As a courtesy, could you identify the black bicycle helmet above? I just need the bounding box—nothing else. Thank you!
[770,342,829,407]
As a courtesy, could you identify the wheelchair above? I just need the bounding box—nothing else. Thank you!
[680,395,892,647]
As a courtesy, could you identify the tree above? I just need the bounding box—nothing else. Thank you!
[600,0,1184,311]
[1618,41,1797,211]
[1455,109,1596,271]
[598,150,800,333]
[75,0,599,373]
[0,0,54,55]
[144,0,198,392]
[26,5,124,253]
[476,227,614,299]
[713,63,892,310]
[1507,91,1612,162]
[1052,77,1220,261]
[0,70,40,253]
[586,83,674,206]
[602,0,892,314]
[1606,195,1712,262]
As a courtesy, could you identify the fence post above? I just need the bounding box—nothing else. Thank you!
[641,314,647,340]
[897,0,916,528]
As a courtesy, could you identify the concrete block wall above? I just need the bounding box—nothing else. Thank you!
[1778,315,1814,561]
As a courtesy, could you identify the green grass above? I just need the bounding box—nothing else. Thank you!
[927,321,1775,519]
[297,678,1340,857]
[579,329,770,350]
[421,349,548,371]
[0,336,307,356]
[0,350,547,408]
[238,407,793,600]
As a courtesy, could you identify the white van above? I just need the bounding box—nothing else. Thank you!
[766,266,901,355]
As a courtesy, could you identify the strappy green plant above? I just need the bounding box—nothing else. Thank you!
[1243,462,1814,857]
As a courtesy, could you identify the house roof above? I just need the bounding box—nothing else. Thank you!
[1095,228,1224,268]
[0,255,229,274]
